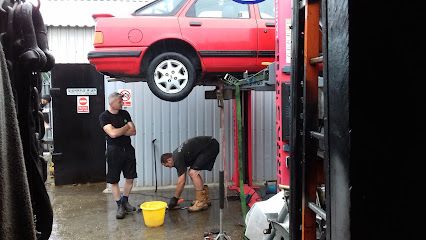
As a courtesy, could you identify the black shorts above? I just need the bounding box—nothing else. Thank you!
[191,139,220,171]
[106,145,137,184]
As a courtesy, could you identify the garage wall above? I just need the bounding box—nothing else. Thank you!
[105,81,277,187]
[104,82,233,187]
[47,26,94,63]
[252,91,277,182]
[42,0,154,28]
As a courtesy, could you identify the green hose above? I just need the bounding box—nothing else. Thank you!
[235,85,248,222]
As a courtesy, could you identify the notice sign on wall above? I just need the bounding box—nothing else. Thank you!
[77,96,90,113]
[118,89,132,107]
[66,88,97,96]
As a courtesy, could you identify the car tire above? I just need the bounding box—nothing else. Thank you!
[146,52,196,102]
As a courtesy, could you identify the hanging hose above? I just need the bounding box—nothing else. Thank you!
[235,85,248,221]
[152,139,158,192]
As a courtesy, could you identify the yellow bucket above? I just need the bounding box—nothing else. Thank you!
[140,201,167,227]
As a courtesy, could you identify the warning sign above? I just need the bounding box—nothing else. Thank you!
[77,96,90,113]
[118,89,132,107]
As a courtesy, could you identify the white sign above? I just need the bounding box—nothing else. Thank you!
[77,96,90,113]
[67,88,97,96]
[118,89,132,107]
[285,18,292,64]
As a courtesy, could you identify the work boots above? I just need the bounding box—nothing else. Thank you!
[121,196,136,212]
[192,185,211,206]
[116,203,125,219]
[122,201,136,212]
[116,197,136,219]
[188,190,209,212]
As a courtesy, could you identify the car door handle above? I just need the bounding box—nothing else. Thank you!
[189,21,202,26]
[265,22,275,27]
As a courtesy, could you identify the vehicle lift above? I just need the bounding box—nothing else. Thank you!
[205,57,290,239]
[205,63,278,240]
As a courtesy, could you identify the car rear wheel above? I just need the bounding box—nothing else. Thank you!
[147,52,196,102]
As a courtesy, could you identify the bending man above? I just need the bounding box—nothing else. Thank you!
[161,136,219,212]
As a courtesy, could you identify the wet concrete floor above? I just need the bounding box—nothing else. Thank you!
[47,182,246,240]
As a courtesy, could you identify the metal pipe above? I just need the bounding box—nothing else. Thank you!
[309,56,324,64]
[308,202,326,220]
[310,131,324,140]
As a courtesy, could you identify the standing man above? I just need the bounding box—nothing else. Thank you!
[40,94,51,108]
[39,94,51,129]
[161,136,219,212]
[99,92,137,219]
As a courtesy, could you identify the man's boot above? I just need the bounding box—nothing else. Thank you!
[203,185,211,206]
[121,197,136,213]
[188,190,209,212]
[192,185,211,206]
[116,203,125,219]
[123,202,136,212]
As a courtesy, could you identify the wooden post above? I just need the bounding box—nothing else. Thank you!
[302,0,321,240]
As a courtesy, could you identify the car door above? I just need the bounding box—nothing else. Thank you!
[179,0,258,73]
[254,0,276,67]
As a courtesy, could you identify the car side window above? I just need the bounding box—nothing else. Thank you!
[258,0,275,19]
[186,0,249,19]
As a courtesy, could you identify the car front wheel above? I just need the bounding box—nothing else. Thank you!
[146,52,196,102]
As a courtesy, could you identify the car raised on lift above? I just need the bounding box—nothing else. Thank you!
[88,0,275,102]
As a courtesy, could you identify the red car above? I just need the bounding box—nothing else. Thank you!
[88,0,275,101]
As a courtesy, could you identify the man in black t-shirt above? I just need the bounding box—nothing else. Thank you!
[99,92,137,219]
[39,94,51,128]
[161,136,219,212]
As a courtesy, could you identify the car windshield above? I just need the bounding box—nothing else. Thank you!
[134,0,186,16]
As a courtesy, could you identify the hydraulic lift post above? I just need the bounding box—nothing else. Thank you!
[214,82,232,240]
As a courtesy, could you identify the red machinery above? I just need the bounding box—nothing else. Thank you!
[275,0,292,188]
[226,0,293,207]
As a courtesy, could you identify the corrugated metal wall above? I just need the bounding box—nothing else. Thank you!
[104,82,234,187]
[46,26,277,187]
[47,26,94,63]
[42,0,154,27]
[251,91,277,181]
[105,82,276,187]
